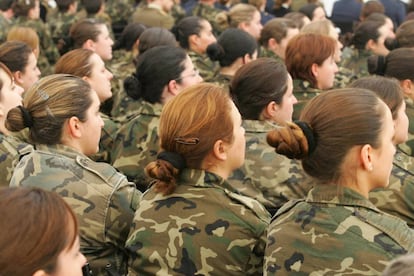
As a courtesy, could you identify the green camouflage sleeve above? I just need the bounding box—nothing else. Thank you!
[188,51,219,82]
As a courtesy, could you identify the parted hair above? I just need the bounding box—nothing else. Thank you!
[349,76,403,120]
[54,48,95,77]
[6,74,93,144]
[267,88,386,184]
[113,22,146,51]
[172,16,206,50]
[285,33,336,87]
[230,58,288,120]
[368,48,414,81]
[145,83,234,195]
[216,3,258,30]
[259,18,297,47]
[124,45,187,104]
[0,41,33,73]
[137,27,177,55]
[69,18,106,49]
[0,187,78,275]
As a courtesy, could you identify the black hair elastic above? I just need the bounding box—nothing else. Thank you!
[294,120,316,155]
[157,151,186,170]
[17,105,33,128]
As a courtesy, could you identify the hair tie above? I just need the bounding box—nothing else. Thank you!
[157,151,186,170]
[17,105,33,128]
[294,120,316,155]
[174,137,199,145]
[376,55,387,76]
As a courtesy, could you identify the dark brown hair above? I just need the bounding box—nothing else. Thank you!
[285,33,336,87]
[368,48,414,81]
[145,83,234,195]
[259,18,297,47]
[267,88,386,184]
[230,58,289,119]
[0,41,33,73]
[0,187,78,275]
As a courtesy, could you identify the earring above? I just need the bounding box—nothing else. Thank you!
[368,165,373,171]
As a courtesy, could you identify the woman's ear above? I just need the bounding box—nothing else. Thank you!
[400,79,414,98]
[212,139,227,161]
[360,144,374,172]
[32,269,48,276]
[13,71,23,86]
[366,39,376,51]
[67,116,82,139]
[262,101,278,120]
[83,39,96,51]
[167,79,179,96]
[311,63,319,78]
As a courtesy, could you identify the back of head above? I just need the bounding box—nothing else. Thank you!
[395,20,414,48]
[13,0,36,17]
[284,12,309,29]
[172,16,205,50]
[69,18,104,49]
[56,0,76,13]
[145,83,234,195]
[84,0,102,15]
[360,0,385,20]
[6,74,93,145]
[137,27,177,55]
[267,88,385,184]
[230,57,288,120]
[0,187,78,275]
[298,3,321,20]
[0,0,14,11]
[124,45,186,103]
[6,26,39,53]
[383,254,414,276]
[216,3,258,30]
[259,18,297,46]
[300,19,334,36]
[351,19,383,49]
[54,48,95,77]
[0,40,32,73]
[113,22,146,51]
[285,33,336,87]
[207,28,257,67]
[349,76,403,120]
[368,48,414,81]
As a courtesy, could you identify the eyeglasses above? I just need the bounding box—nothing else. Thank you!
[175,68,199,81]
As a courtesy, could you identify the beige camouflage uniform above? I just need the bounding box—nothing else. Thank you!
[10,144,141,276]
[340,47,371,80]
[370,146,414,228]
[228,120,312,215]
[191,3,225,35]
[111,100,162,189]
[188,50,218,83]
[126,169,270,275]
[292,78,322,121]
[399,98,414,157]
[0,133,31,187]
[265,185,414,275]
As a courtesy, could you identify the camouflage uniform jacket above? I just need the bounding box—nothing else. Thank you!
[0,133,31,187]
[370,146,414,228]
[111,100,162,189]
[90,113,120,163]
[12,17,60,75]
[292,79,321,121]
[130,4,175,29]
[334,66,358,88]
[264,185,414,275]
[0,14,12,44]
[10,144,141,276]
[228,120,312,215]
[191,3,225,35]
[340,47,371,79]
[126,168,270,275]
[188,50,219,82]
[108,50,137,119]
[208,72,232,92]
[399,98,414,156]
[258,46,284,64]
[49,12,77,48]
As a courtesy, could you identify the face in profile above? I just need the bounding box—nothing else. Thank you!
[18,51,41,92]
[92,24,114,61]
[84,53,113,103]
[51,236,87,276]
[0,69,23,134]
[77,90,104,156]
[393,100,409,145]
[175,55,203,91]
[194,20,216,54]
[313,55,338,90]
[272,74,297,124]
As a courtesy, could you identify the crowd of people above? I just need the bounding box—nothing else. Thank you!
[2,0,414,275]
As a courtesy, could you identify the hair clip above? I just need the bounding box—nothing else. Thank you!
[37,89,49,101]
[174,137,200,145]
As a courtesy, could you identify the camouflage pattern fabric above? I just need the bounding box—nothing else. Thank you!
[12,17,60,75]
[207,72,232,92]
[90,113,119,163]
[10,144,141,276]
[399,98,414,157]
[370,146,414,228]
[171,4,186,23]
[105,0,134,25]
[126,169,270,275]
[292,79,322,121]
[228,120,312,216]
[0,133,31,187]
[188,50,218,83]
[334,66,358,88]
[111,100,162,189]
[264,185,414,275]
[130,5,175,29]
[48,12,78,53]
[108,49,138,119]
[191,3,225,35]
[0,14,12,44]
[340,47,371,79]
[258,46,284,64]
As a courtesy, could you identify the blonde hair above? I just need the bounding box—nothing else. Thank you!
[217,3,258,30]
[7,26,40,57]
